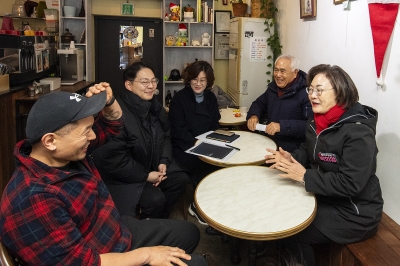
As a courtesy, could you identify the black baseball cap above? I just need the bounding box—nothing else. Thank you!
[26,91,107,144]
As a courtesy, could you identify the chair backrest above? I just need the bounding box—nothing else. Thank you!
[0,242,13,266]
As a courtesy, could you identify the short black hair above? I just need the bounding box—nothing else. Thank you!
[123,61,155,82]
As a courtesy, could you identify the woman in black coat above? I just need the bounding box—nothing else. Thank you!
[266,64,383,266]
[92,62,189,219]
[168,60,221,225]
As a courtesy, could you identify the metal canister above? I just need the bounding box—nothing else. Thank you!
[28,85,35,97]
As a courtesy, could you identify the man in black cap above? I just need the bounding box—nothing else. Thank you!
[0,83,207,266]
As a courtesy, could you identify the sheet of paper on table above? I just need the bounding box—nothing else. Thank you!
[185,142,238,161]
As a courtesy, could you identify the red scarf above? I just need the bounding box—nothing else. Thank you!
[314,104,346,134]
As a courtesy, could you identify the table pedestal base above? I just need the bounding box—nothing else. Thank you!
[205,226,269,266]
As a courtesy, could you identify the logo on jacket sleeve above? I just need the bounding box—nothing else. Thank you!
[318,152,338,163]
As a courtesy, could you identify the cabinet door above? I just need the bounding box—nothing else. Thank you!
[95,16,163,100]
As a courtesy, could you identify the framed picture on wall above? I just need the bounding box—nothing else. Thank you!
[300,0,317,18]
[334,0,345,5]
[215,10,231,33]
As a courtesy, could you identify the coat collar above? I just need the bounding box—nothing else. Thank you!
[183,86,213,117]
[269,69,307,95]
[15,140,92,184]
[120,90,162,119]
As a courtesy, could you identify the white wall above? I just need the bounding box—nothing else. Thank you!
[277,0,400,224]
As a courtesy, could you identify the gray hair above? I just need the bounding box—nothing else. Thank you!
[275,55,300,72]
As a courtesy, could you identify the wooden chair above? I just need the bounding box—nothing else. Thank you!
[0,242,14,266]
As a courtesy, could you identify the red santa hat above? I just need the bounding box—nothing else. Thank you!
[178,23,187,31]
[170,3,179,10]
[368,0,399,87]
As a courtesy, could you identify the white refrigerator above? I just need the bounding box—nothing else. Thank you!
[228,17,273,108]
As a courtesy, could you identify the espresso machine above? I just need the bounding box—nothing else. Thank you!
[0,35,57,85]
[57,48,84,85]
[0,36,35,73]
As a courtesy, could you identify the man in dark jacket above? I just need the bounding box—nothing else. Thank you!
[247,54,313,152]
[92,62,189,220]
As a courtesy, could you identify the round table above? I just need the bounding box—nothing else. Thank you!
[195,166,316,264]
[197,130,277,167]
[219,108,247,126]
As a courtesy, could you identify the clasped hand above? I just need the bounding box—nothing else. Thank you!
[148,164,167,186]
[265,147,306,183]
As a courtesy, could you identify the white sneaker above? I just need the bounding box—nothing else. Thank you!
[188,203,208,226]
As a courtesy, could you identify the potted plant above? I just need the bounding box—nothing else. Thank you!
[260,0,282,82]
[231,0,248,17]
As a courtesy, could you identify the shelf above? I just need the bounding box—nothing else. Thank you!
[60,17,86,20]
[61,43,86,45]
[164,46,212,48]
[0,16,45,20]
[59,0,93,81]
[164,80,184,84]
[164,21,213,25]
[162,0,214,106]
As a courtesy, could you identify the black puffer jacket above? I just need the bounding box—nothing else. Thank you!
[293,103,383,244]
[246,70,313,152]
[92,90,182,208]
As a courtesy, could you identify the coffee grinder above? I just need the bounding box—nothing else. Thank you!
[57,48,84,85]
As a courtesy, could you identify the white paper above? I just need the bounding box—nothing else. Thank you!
[256,123,266,132]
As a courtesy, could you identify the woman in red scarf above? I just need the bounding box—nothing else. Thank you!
[265,64,383,266]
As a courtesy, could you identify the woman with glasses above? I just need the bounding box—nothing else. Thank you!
[168,60,221,225]
[265,64,383,266]
[92,61,189,220]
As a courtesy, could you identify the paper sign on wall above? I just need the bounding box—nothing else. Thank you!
[250,36,267,62]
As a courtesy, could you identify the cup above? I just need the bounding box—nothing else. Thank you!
[63,6,76,17]
[70,41,75,49]
[240,106,248,114]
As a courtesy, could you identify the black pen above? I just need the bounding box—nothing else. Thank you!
[225,144,240,151]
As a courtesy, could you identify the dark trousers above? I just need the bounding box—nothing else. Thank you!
[121,216,208,266]
[139,171,189,219]
[278,223,331,266]
[174,152,219,187]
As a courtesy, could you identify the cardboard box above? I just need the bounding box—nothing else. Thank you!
[40,77,61,90]
[0,74,10,92]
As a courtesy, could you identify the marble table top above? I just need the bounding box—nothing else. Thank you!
[198,131,277,167]
[219,108,247,126]
[195,166,316,241]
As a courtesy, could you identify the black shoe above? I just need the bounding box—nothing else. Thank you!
[188,203,208,225]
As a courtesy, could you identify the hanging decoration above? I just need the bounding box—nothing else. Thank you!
[367,0,399,87]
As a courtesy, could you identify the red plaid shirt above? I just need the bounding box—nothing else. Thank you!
[0,113,132,265]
